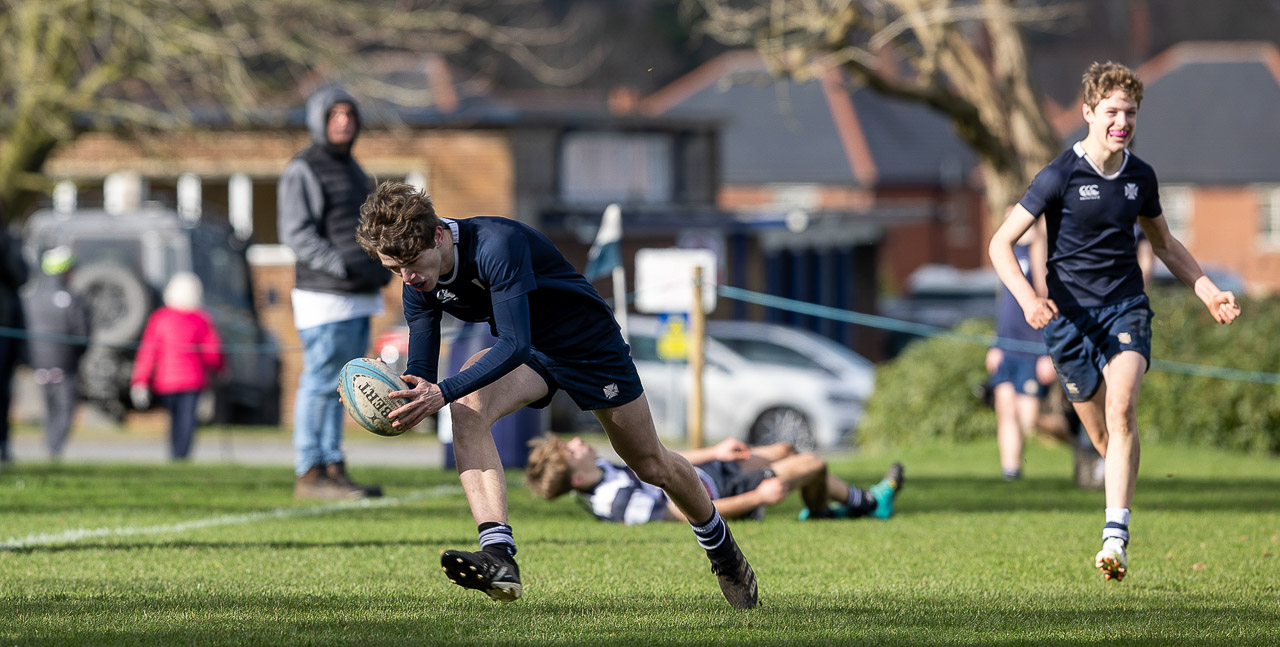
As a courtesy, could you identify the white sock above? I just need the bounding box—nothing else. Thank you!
[1103,507,1130,545]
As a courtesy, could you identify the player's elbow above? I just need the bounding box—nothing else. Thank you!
[987,237,1003,265]
[508,342,532,366]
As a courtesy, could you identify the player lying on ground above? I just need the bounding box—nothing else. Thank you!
[527,436,904,524]
[355,181,758,608]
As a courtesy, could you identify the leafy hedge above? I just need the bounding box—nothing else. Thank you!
[859,319,996,449]
[860,290,1280,454]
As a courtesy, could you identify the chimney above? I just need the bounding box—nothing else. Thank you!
[178,173,202,223]
[229,173,253,239]
[104,171,145,216]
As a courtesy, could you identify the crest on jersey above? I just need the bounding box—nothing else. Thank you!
[436,289,458,303]
[1125,183,1139,200]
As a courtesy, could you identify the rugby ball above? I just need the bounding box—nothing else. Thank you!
[339,357,410,437]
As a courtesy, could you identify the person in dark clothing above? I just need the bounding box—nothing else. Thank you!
[354,182,758,610]
[278,86,390,499]
[21,246,91,458]
[986,219,1056,481]
[0,218,29,466]
[990,61,1240,582]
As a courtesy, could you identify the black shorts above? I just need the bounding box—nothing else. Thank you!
[695,460,776,500]
[1042,293,1152,402]
[523,341,645,411]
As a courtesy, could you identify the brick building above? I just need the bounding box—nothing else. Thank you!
[40,102,724,423]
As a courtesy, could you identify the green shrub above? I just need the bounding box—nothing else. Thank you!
[859,291,1280,454]
[1141,289,1280,453]
[859,319,995,449]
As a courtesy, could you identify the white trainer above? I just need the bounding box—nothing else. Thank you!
[1094,537,1128,582]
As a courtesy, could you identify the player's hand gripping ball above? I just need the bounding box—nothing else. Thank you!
[339,358,410,437]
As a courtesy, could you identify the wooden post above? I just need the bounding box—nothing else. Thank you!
[688,265,705,449]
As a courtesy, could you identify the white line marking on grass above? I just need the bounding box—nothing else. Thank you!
[0,484,463,551]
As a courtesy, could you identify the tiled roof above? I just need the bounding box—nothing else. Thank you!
[640,51,976,188]
[1060,42,1280,184]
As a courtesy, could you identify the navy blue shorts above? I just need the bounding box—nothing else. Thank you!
[1042,293,1152,402]
[992,351,1047,397]
[523,339,645,411]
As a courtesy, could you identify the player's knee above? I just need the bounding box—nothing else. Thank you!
[448,399,492,434]
[1104,397,1137,433]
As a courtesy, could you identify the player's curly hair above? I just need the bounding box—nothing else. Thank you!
[1082,61,1144,109]
[525,434,574,500]
[357,181,442,263]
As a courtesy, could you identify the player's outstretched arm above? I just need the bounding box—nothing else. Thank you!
[1138,215,1241,324]
[677,438,750,464]
[990,204,1058,329]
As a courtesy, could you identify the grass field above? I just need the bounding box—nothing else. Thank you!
[2,440,1277,646]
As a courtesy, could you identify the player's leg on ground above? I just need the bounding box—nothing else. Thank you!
[1099,351,1146,509]
[595,395,758,609]
[450,353,549,525]
[1086,351,1145,582]
[439,354,549,603]
[764,452,828,513]
[994,383,1025,479]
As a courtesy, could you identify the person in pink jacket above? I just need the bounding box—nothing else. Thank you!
[130,273,225,460]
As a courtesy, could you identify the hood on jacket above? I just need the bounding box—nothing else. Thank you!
[164,272,204,312]
[305,86,361,149]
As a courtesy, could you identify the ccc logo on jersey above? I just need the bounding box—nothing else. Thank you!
[1078,184,1101,200]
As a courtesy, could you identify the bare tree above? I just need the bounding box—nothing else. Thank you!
[681,0,1081,220]
[0,0,605,222]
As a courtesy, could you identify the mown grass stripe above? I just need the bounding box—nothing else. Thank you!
[0,484,462,551]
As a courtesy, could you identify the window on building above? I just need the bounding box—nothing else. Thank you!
[1161,184,1193,244]
[560,132,674,204]
[1259,185,1280,249]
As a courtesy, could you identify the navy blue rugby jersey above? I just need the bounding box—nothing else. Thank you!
[403,216,620,382]
[1019,143,1161,308]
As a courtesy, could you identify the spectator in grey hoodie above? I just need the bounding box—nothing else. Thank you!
[277,86,389,499]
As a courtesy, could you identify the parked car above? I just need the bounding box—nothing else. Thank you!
[625,316,874,450]
[374,315,875,450]
[22,205,281,424]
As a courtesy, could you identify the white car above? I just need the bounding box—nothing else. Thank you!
[625,316,875,450]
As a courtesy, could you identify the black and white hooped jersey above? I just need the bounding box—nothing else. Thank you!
[1019,142,1162,308]
[579,459,669,525]
[576,459,721,525]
